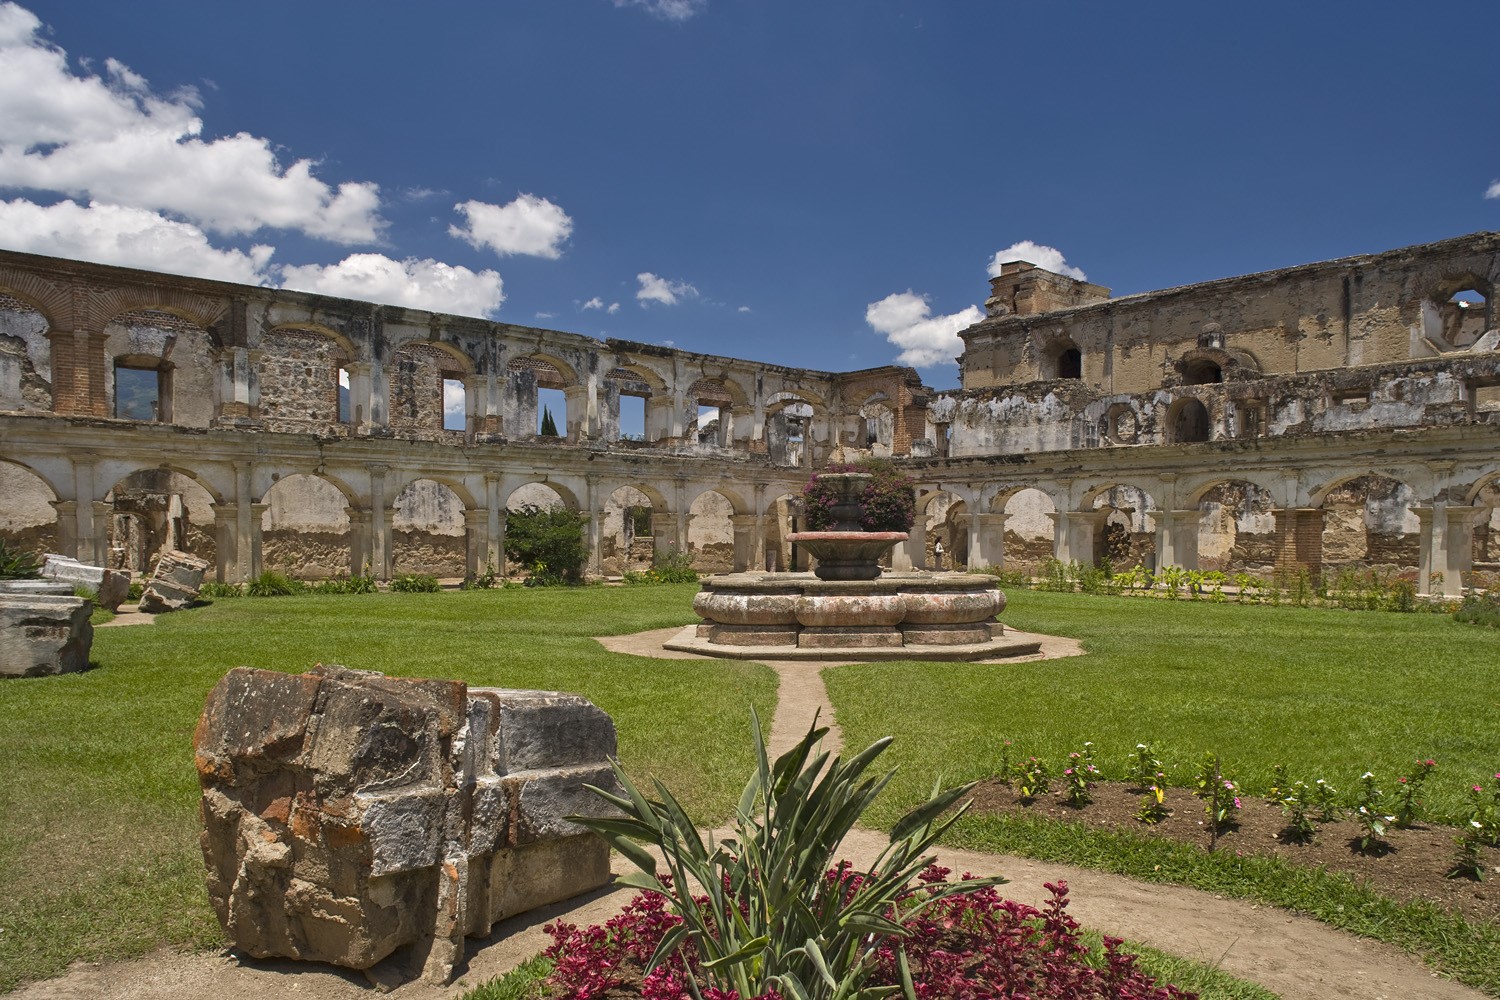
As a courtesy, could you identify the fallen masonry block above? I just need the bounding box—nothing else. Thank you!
[194,664,621,985]
[139,549,209,613]
[42,553,131,611]
[0,593,93,678]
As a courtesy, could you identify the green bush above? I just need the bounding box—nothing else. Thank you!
[310,574,378,595]
[127,579,144,601]
[245,571,305,597]
[623,546,698,584]
[389,573,441,593]
[198,582,243,599]
[1453,591,1500,627]
[504,504,588,586]
[0,538,42,580]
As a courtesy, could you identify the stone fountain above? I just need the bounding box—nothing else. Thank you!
[665,472,1041,661]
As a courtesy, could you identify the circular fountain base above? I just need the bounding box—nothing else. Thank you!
[664,571,1042,662]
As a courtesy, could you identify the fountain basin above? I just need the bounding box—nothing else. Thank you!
[786,530,908,581]
[670,571,1040,662]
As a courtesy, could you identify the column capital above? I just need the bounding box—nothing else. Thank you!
[463,508,488,526]
[212,502,240,520]
[365,462,390,475]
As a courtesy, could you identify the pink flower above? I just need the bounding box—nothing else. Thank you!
[1233,797,1242,809]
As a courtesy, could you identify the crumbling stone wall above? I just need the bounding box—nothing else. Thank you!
[0,294,52,412]
[687,491,734,572]
[195,665,619,985]
[258,327,349,435]
[1321,475,1420,572]
[103,310,217,427]
[389,343,464,441]
[392,480,466,577]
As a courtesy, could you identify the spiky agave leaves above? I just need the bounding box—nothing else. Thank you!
[570,708,1006,1000]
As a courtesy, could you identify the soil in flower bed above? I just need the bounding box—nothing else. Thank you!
[967,779,1500,925]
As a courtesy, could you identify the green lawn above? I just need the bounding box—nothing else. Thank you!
[827,589,1500,827]
[0,584,765,993]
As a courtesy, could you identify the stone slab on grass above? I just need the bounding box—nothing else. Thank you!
[42,553,131,611]
[0,594,94,677]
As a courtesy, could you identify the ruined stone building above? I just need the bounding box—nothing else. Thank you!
[1,232,1497,596]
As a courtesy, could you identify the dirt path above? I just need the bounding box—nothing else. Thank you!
[13,627,1484,1000]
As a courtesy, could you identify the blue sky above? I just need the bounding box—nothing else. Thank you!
[2,1,1497,388]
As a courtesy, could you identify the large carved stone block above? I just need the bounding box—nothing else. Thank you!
[140,549,209,612]
[0,594,93,677]
[42,553,131,611]
[194,665,620,984]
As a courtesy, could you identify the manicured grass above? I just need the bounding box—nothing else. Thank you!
[827,590,1500,826]
[825,589,1500,995]
[0,584,767,993]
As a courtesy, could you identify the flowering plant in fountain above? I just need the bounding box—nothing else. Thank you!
[802,460,916,532]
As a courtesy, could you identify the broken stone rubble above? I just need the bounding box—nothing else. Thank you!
[41,553,130,611]
[139,549,209,613]
[194,664,620,985]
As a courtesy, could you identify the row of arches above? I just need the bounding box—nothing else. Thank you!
[4,455,1498,594]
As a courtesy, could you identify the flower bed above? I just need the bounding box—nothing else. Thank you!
[542,870,1194,1000]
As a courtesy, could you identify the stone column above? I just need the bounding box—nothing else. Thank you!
[347,509,372,577]
[495,509,509,578]
[367,464,390,580]
[673,479,688,556]
[463,509,487,581]
[231,462,255,583]
[1155,509,1204,571]
[346,363,374,432]
[248,502,268,580]
[484,475,503,572]
[215,347,255,422]
[1272,507,1325,582]
[366,362,389,432]
[90,501,113,568]
[564,385,589,442]
[751,484,767,570]
[585,475,602,577]
[1416,504,1483,598]
[972,512,1007,570]
[211,503,237,583]
[69,459,99,565]
[1051,510,1106,567]
[51,500,78,563]
[730,514,756,572]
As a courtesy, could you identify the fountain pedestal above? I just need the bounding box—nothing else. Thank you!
[666,571,1042,662]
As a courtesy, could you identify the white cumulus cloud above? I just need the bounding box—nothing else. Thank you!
[280,254,504,317]
[450,194,573,259]
[0,198,275,283]
[607,302,621,314]
[1486,180,1500,200]
[737,305,751,313]
[636,272,697,306]
[865,290,983,369]
[581,296,605,310]
[0,2,384,243]
[611,0,706,21]
[986,240,1086,281]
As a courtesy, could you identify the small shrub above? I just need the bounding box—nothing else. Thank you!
[0,538,42,580]
[1454,591,1500,627]
[1129,742,1162,790]
[390,573,440,593]
[310,574,378,595]
[463,564,500,590]
[199,582,243,599]
[1311,778,1341,822]
[1137,774,1169,825]
[1017,756,1050,801]
[624,547,698,585]
[1277,780,1317,843]
[995,739,1015,788]
[246,571,304,597]
[1352,772,1394,853]
[1393,758,1437,828]
[1062,748,1097,805]
[127,579,144,601]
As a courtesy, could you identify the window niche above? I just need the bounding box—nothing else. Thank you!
[114,360,171,422]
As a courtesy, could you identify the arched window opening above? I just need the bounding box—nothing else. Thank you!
[1183,360,1223,385]
[1169,398,1211,444]
[1056,347,1082,380]
[606,368,652,442]
[337,367,353,424]
[1423,284,1493,350]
